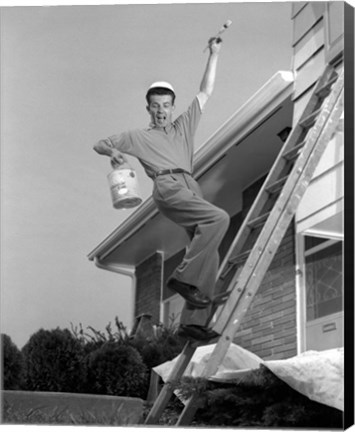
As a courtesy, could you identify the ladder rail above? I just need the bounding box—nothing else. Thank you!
[144,342,197,424]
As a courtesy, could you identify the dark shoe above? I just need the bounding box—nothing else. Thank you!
[178,325,219,342]
[186,290,231,310]
[167,278,211,309]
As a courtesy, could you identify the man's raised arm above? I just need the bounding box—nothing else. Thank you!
[198,37,223,110]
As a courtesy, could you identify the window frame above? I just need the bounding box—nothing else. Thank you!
[296,231,343,353]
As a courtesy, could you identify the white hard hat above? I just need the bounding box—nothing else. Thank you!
[148,81,175,94]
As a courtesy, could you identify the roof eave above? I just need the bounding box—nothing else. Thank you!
[193,71,294,176]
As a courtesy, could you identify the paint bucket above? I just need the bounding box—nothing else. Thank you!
[107,164,142,209]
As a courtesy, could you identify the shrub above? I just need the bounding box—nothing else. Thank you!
[1,334,24,390]
[71,317,183,395]
[84,342,148,399]
[71,318,130,355]
[21,328,85,393]
[130,323,184,370]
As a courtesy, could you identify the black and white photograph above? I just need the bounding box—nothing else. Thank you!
[1,0,353,428]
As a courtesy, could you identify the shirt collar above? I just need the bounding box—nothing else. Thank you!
[147,122,174,134]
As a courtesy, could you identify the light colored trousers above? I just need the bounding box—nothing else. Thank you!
[153,172,230,327]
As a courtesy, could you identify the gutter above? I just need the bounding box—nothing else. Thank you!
[94,258,137,325]
[88,70,294,263]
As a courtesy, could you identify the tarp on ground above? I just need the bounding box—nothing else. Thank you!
[153,344,343,411]
[153,342,262,381]
[263,347,343,411]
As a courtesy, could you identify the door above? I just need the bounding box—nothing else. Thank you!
[303,236,343,351]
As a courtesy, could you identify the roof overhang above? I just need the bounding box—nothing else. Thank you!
[88,71,294,268]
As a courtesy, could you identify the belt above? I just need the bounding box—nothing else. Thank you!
[152,168,191,179]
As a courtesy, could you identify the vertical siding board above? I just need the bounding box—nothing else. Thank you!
[291,2,308,19]
[293,19,325,70]
[293,2,326,46]
[291,0,327,122]
[293,48,326,99]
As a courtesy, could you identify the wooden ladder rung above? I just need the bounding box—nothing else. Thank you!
[282,141,305,161]
[266,175,289,194]
[299,108,322,129]
[316,73,338,98]
[220,250,250,279]
[229,249,252,265]
[219,260,237,280]
[247,211,270,229]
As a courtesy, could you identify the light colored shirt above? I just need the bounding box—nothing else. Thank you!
[108,96,203,179]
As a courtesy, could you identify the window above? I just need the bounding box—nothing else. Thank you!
[305,239,343,321]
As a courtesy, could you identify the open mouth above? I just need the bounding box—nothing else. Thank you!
[156,116,166,124]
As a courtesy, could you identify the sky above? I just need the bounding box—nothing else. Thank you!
[1,1,295,349]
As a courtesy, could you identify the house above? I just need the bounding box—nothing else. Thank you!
[88,2,346,361]
[290,1,345,354]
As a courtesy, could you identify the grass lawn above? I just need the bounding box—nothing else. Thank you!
[1,390,144,426]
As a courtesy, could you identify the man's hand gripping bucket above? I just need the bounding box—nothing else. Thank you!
[107,162,142,209]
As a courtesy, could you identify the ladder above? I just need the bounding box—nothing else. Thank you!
[144,62,344,426]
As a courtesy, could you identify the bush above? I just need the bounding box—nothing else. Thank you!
[130,323,184,370]
[71,317,184,398]
[15,318,182,399]
[21,328,85,393]
[84,342,148,399]
[1,334,24,390]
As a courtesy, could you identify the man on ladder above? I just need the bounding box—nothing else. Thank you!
[94,36,229,342]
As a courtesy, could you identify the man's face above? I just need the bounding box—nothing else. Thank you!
[147,94,175,128]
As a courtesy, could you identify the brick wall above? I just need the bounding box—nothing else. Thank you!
[222,175,297,360]
[162,249,185,300]
[233,222,297,360]
[135,252,163,324]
